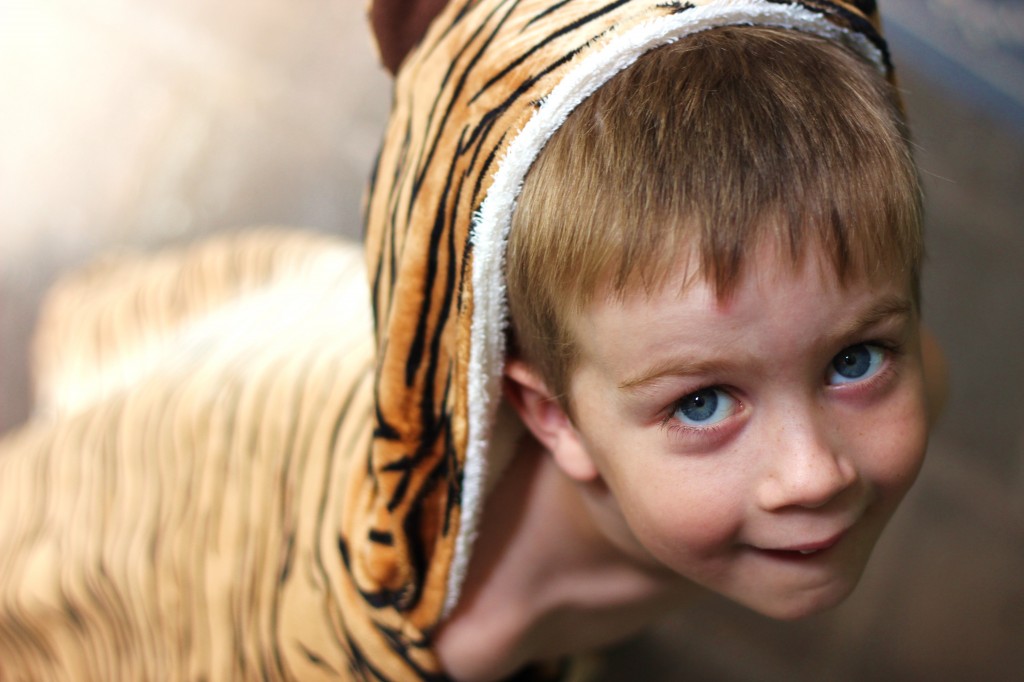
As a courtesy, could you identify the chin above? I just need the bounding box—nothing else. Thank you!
[746,582,859,622]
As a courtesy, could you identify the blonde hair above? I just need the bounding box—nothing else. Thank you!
[506,26,922,401]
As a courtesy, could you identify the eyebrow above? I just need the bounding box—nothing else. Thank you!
[618,358,732,391]
[617,293,915,392]
[837,294,915,343]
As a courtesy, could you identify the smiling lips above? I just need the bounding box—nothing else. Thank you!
[758,529,848,557]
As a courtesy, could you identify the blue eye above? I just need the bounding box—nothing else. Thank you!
[828,344,885,385]
[672,388,737,427]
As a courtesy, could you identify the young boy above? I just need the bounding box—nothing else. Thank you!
[429,18,946,682]
[0,2,945,680]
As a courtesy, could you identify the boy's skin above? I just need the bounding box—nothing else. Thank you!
[436,238,946,682]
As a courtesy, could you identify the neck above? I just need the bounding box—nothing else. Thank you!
[434,436,696,682]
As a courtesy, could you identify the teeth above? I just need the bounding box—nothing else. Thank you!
[798,550,817,555]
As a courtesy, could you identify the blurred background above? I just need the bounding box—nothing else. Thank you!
[1,0,1021,679]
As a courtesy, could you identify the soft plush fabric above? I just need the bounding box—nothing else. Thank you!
[0,2,893,679]
[361,0,893,666]
[0,231,382,679]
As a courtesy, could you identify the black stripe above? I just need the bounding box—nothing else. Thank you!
[462,31,594,161]
[458,215,476,317]
[373,622,450,682]
[831,3,891,72]
[470,132,505,210]
[327,614,392,682]
[373,336,402,441]
[404,124,467,389]
[338,535,411,611]
[441,376,460,537]
[470,0,632,104]
[524,0,575,31]
[394,453,449,613]
[467,12,621,157]
[368,529,394,546]
[385,121,413,318]
[313,372,376,642]
[278,531,296,582]
[764,0,891,72]
[383,454,417,512]
[418,0,500,67]
[299,644,337,673]
[850,0,877,15]
[415,169,463,432]
[656,0,695,12]
[410,0,519,208]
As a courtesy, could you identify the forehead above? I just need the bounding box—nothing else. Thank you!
[572,242,915,375]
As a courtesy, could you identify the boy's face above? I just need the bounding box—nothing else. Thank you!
[556,243,928,619]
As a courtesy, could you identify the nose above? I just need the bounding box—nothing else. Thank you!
[756,406,858,511]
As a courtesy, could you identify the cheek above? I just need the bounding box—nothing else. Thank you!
[610,461,748,561]
[855,385,929,498]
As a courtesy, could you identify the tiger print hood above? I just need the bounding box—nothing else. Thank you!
[358,0,893,673]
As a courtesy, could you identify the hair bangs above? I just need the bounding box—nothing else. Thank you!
[507,25,923,400]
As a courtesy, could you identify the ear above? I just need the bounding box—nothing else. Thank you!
[369,0,449,74]
[503,359,600,482]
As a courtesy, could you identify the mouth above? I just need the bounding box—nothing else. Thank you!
[754,530,847,559]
